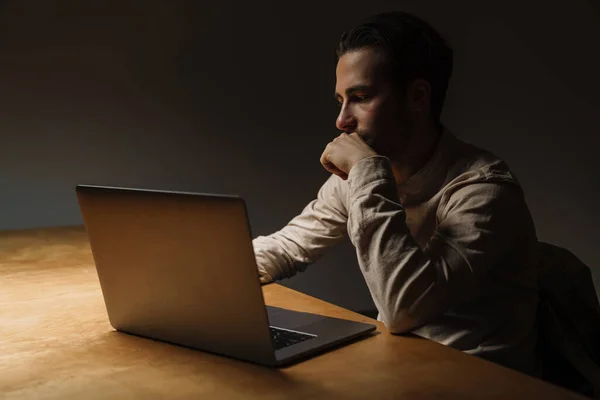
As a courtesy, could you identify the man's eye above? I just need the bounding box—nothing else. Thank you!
[336,94,368,106]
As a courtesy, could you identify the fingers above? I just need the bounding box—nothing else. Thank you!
[323,161,348,180]
[351,133,363,144]
[258,269,274,285]
[320,148,348,180]
[319,132,374,180]
[319,144,332,169]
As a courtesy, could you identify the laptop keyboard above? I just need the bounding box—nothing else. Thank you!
[270,326,315,350]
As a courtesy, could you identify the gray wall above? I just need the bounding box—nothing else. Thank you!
[1,0,598,313]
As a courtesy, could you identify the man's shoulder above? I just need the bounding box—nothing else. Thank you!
[445,133,521,187]
[436,134,533,227]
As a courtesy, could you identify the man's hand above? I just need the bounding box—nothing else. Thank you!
[320,132,377,180]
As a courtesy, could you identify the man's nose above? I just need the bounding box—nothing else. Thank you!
[336,105,357,132]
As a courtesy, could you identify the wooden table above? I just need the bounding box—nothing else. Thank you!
[0,226,584,399]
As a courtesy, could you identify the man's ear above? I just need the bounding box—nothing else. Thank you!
[407,79,431,114]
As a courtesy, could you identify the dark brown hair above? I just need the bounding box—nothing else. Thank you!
[336,12,453,122]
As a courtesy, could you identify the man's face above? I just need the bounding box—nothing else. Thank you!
[335,47,412,157]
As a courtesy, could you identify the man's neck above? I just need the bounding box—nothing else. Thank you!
[389,120,442,185]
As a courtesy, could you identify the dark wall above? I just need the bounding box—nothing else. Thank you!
[1,0,598,312]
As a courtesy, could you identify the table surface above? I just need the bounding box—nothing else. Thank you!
[0,226,583,399]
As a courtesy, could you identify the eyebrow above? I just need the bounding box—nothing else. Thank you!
[334,84,372,100]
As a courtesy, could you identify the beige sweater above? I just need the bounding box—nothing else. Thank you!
[253,129,540,376]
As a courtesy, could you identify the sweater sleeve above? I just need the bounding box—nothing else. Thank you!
[346,156,527,333]
[252,174,349,283]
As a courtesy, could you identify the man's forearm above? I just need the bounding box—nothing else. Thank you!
[346,157,442,332]
[252,175,349,282]
[346,156,528,333]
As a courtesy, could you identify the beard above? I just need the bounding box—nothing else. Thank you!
[357,128,395,157]
[357,112,415,158]
[355,129,377,150]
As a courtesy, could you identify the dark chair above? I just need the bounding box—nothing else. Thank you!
[536,242,600,398]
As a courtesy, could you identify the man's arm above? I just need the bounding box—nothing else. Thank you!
[347,156,536,333]
[253,174,349,283]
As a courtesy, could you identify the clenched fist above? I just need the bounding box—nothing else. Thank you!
[320,132,378,180]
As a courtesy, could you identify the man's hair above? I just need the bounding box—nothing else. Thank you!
[336,11,453,123]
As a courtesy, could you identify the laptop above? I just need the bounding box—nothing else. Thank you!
[76,184,376,366]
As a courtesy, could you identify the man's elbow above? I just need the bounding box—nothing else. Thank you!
[381,309,421,334]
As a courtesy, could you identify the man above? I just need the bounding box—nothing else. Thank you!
[253,11,540,376]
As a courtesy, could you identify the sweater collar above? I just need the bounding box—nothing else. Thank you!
[396,126,457,201]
